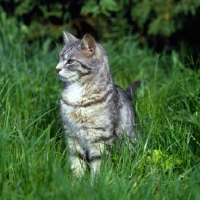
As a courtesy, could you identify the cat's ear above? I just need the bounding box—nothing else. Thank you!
[63,31,77,44]
[81,34,96,55]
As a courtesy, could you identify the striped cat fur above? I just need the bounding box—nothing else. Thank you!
[56,31,139,178]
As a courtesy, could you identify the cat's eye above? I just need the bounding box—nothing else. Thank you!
[67,59,74,64]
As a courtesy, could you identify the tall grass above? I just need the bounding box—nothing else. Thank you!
[1,10,200,200]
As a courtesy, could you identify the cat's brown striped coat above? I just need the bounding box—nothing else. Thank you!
[56,31,139,178]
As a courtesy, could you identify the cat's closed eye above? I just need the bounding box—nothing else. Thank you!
[67,59,75,64]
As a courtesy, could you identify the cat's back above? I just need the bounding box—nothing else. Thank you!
[114,85,137,141]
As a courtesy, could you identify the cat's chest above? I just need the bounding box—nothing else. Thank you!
[62,102,87,120]
[60,83,114,131]
[60,92,114,127]
[61,83,99,121]
[62,83,84,104]
[61,100,101,130]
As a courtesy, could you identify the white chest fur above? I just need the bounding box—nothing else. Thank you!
[61,82,86,132]
[62,82,84,104]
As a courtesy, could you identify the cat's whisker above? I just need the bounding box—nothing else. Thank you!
[56,48,61,53]
[84,73,98,93]
[52,39,62,53]
[70,77,77,84]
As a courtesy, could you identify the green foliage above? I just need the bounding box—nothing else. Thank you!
[1,0,200,44]
[1,8,200,200]
[1,1,71,41]
[81,0,119,16]
[131,0,200,37]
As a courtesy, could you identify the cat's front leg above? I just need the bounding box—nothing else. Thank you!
[67,137,87,177]
[70,155,87,177]
[88,142,105,178]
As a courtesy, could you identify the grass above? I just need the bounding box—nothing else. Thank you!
[1,12,200,200]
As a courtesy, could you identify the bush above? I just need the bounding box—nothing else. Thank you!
[1,1,200,46]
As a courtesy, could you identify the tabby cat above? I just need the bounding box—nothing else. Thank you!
[56,31,139,178]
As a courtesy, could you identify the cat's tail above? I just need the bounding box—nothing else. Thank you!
[126,81,142,147]
[126,81,141,101]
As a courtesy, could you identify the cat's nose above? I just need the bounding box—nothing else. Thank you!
[56,68,62,73]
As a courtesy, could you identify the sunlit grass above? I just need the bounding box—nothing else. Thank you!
[1,12,200,200]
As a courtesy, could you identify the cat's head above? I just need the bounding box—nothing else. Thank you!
[56,31,107,83]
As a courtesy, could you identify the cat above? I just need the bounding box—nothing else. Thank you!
[56,31,139,178]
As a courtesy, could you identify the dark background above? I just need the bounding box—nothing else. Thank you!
[1,0,200,64]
